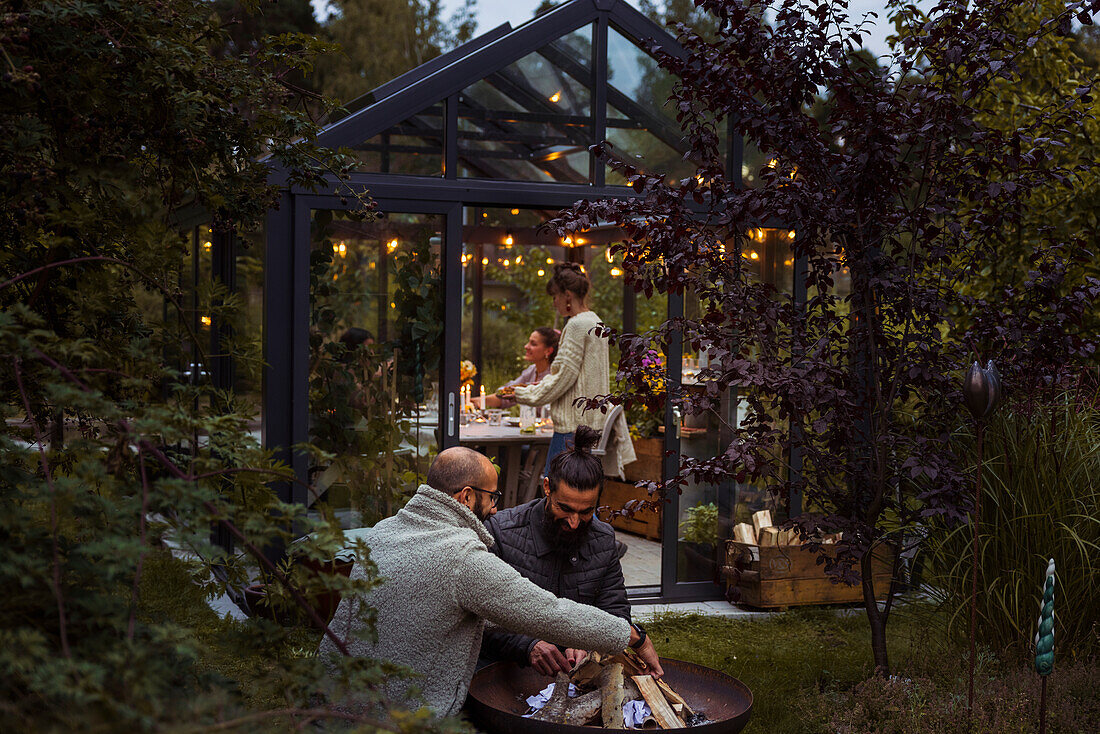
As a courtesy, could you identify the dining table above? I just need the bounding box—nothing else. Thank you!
[458,421,554,508]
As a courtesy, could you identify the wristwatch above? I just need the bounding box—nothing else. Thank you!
[629,622,647,649]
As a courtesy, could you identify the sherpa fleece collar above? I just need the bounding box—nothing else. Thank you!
[406,484,496,548]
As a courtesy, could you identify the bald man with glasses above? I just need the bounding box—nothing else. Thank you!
[319,446,646,717]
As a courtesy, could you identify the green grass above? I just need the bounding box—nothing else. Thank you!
[647,607,931,734]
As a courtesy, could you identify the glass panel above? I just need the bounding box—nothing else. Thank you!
[741,226,795,292]
[605,28,700,185]
[351,103,444,176]
[458,26,594,183]
[676,228,796,583]
[232,226,263,437]
[308,210,442,527]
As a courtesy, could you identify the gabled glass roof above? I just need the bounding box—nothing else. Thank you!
[319,0,718,186]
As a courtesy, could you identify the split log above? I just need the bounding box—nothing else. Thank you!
[531,680,602,725]
[531,673,572,723]
[751,509,773,536]
[656,677,696,717]
[599,663,625,729]
[632,674,686,729]
[570,656,605,688]
[759,527,780,547]
[732,522,756,545]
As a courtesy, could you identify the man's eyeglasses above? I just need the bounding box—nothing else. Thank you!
[467,486,503,507]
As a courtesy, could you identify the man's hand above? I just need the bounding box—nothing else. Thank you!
[635,636,664,678]
[564,648,587,669]
[528,640,571,676]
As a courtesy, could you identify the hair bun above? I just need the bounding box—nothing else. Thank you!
[572,424,600,452]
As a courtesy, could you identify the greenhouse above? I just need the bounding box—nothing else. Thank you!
[245,0,810,602]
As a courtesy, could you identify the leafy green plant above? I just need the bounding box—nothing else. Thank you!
[921,392,1100,657]
[679,502,719,545]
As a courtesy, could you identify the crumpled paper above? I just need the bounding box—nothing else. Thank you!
[523,682,576,716]
[622,698,653,728]
[523,682,652,727]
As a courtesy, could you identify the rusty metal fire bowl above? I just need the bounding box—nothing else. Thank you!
[466,658,752,733]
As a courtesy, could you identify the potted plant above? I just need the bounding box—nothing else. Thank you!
[678,502,719,582]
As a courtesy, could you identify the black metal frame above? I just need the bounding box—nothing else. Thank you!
[261,0,805,603]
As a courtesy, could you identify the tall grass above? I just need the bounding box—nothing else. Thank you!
[921,394,1100,658]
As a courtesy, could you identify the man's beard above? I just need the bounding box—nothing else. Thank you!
[473,496,494,521]
[542,503,591,550]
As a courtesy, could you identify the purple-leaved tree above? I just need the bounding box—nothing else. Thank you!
[559,0,1100,674]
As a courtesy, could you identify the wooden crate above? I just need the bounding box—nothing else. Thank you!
[622,437,664,483]
[721,541,894,608]
[601,479,661,541]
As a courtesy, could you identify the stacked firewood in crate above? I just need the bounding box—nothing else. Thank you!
[731,510,843,547]
[527,648,707,728]
[724,511,890,609]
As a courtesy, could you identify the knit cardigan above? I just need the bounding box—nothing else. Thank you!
[319,485,630,716]
[513,310,636,477]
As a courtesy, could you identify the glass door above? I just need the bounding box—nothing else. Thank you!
[307,208,444,528]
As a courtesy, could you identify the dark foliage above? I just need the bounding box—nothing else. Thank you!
[557,0,1100,674]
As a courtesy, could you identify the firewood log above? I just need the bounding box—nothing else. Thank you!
[531,673,572,723]
[599,663,625,729]
[760,527,780,546]
[732,522,756,544]
[632,675,686,729]
[751,509,773,536]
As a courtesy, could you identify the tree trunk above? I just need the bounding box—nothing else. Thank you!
[861,553,890,676]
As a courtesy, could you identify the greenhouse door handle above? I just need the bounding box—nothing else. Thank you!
[448,392,456,437]
[672,406,682,439]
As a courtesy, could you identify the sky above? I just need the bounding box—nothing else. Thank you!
[311,0,904,58]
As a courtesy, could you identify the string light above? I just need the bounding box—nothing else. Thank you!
[461,254,470,264]
[502,259,511,267]
[504,233,514,246]
[510,208,520,215]
[563,236,573,246]
[605,248,614,263]
[546,257,554,264]
[387,238,398,253]
[482,257,489,266]
[202,241,212,252]
[368,261,376,270]
[787,230,796,240]
[575,237,585,245]
[515,255,523,264]
[537,269,545,277]
[390,301,396,309]
[610,267,623,277]
[200,315,212,326]
[749,251,760,260]
[549,91,562,103]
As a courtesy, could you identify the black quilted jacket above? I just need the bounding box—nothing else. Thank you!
[480,498,631,665]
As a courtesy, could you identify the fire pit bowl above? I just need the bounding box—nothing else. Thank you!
[466,658,752,733]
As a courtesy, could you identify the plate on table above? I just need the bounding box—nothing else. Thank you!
[505,417,520,427]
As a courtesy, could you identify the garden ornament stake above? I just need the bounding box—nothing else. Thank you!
[962,360,1001,711]
[1035,558,1055,734]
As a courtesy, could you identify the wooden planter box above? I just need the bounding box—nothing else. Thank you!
[602,479,662,541]
[721,540,894,609]
[622,437,664,483]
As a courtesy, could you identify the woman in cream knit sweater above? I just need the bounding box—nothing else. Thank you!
[508,263,635,476]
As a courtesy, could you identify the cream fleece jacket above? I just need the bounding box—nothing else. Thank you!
[319,485,630,716]
[512,310,636,477]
